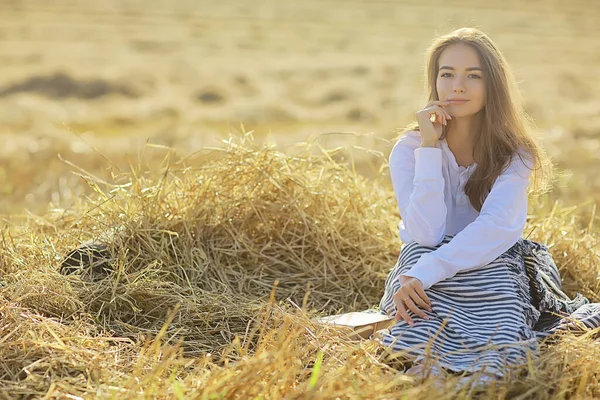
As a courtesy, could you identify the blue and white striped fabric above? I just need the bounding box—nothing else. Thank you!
[376,235,600,378]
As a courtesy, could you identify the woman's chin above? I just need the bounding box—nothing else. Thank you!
[448,111,478,119]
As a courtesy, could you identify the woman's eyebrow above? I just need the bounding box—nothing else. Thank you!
[439,66,483,71]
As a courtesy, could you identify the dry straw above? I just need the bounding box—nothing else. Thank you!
[0,132,599,398]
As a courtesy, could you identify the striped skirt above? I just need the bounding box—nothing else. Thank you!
[376,235,598,378]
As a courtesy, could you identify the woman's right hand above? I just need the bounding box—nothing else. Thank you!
[392,276,432,327]
[415,100,453,146]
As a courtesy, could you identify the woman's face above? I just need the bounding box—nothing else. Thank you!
[435,43,486,118]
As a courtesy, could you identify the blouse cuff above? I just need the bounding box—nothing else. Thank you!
[414,147,443,181]
[398,269,435,291]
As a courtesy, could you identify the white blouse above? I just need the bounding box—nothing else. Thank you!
[389,130,533,290]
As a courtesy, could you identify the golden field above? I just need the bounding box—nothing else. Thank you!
[0,1,599,398]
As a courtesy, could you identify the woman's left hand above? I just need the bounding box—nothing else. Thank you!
[393,276,432,326]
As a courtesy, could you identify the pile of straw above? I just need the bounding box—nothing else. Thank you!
[0,133,599,398]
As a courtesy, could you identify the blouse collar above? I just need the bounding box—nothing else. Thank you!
[440,139,478,173]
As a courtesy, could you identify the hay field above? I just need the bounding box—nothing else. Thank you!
[0,0,599,398]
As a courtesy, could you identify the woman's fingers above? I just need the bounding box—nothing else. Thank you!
[421,103,452,119]
[437,107,452,122]
[416,102,452,142]
[395,294,431,327]
[437,111,447,126]
[432,103,453,121]
[395,300,414,326]
[393,291,413,325]
[426,106,452,125]
[415,286,432,309]
[392,277,434,327]
[411,292,432,313]
[427,100,451,107]
[404,296,430,320]
[426,101,453,119]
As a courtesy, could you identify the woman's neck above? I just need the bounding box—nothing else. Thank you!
[445,112,483,166]
[446,111,482,145]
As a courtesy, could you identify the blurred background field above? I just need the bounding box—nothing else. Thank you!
[1,1,600,398]
[0,0,599,215]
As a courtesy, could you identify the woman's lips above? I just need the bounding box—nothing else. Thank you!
[448,99,469,104]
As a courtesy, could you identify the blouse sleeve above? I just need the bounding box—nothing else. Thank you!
[399,153,534,290]
[389,131,447,247]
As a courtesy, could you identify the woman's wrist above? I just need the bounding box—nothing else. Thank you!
[420,140,438,148]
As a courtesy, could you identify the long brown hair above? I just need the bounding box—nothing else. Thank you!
[399,27,553,211]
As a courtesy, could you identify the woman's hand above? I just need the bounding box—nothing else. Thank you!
[392,276,432,326]
[415,100,453,146]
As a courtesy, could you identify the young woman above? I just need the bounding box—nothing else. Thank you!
[376,27,599,383]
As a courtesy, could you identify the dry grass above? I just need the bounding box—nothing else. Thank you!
[0,132,599,399]
[1,2,599,397]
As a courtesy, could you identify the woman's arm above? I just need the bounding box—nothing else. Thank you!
[399,153,534,290]
[389,131,447,247]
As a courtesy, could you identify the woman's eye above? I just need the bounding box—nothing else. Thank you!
[440,73,481,79]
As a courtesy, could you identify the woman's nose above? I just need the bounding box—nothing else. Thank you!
[453,77,466,92]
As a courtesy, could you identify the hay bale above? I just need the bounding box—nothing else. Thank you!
[45,134,398,354]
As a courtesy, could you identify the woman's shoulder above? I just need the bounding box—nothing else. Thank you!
[393,129,422,148]
[504,148,535,179]
[390,130,422,160]
[400,129,422,139]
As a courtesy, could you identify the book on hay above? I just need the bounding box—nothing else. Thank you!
[313,311,395,339]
